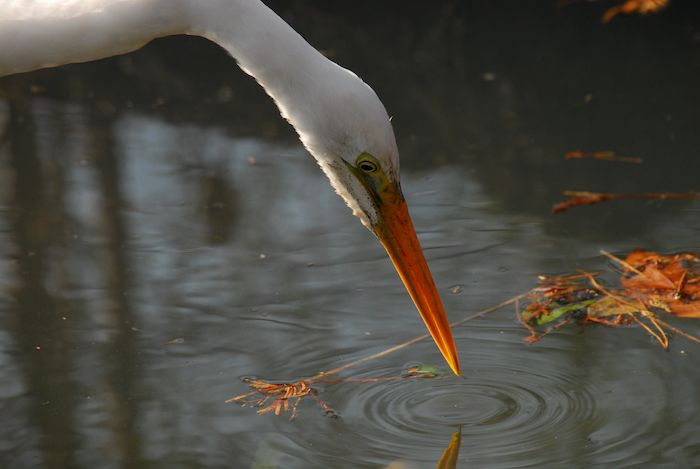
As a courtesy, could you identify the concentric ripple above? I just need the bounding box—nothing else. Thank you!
[323,354,600,466]
[272,325,699,468]
[357,367,596,436]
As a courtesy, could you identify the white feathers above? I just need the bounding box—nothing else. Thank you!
[189,1,399,173]
[0,0,400,226]
[0,0,187,75]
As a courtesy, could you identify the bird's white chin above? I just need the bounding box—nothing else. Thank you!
[315,159,377,230]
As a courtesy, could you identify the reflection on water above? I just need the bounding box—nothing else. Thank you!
[1,1,700,468]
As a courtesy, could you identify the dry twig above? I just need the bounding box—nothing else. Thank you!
[565,149,642,164]
[552,191,700,213]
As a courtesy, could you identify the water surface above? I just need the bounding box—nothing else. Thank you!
[1,2,699,468]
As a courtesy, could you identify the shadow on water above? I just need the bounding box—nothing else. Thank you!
[2,91,144,466]
[6,89,79,468]
[0,1,699,468]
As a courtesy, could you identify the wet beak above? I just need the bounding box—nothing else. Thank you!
[372,185,461,376]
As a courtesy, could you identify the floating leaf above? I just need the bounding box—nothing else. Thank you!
[520,249,700,346]
[522,300,597,326]
[587,296,638,318]
[403,364,441,379]
[620,250,700,318]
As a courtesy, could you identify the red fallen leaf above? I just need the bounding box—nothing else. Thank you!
[622,265,677,291]
[619,250,700,318]
[622,250,699,287]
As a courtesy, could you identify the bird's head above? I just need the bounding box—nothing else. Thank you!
[275,61,460,375]
[299,96,460,375]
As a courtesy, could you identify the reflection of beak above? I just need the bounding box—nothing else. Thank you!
[372,183,461,376]
[437,429,462,469]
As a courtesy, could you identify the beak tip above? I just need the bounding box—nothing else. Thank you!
[447,355,461,376]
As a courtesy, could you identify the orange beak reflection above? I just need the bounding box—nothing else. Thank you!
[372,185,461,376]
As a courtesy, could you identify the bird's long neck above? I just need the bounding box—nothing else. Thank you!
[187,0,359,157]
[0,0,374,161]
[190,0,332,88]
[0,1,324,85]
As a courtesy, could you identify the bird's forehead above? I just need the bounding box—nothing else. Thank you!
[304,126,399,180]
[291,69,400,179]
[344,123,400,179]
[330,76,400,176]
[367,149,399,180]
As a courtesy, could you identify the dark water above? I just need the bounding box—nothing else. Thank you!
[1,1,699,468]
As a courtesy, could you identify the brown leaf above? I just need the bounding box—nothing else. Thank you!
[664,302,700,318]
[622,265,677,291]
[621,251,700,316]
[587,296,638,317]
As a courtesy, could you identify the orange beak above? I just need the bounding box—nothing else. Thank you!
[372,186,461,376]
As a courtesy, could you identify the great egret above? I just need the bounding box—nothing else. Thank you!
[0,0,460,375]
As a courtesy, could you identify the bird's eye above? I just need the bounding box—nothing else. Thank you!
[358,160,378,173]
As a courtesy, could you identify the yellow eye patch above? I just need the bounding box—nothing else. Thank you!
[356,153,379,173]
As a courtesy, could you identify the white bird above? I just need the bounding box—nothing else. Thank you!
[0,0,460,375]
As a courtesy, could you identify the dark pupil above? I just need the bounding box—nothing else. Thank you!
[359,162,376,172]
